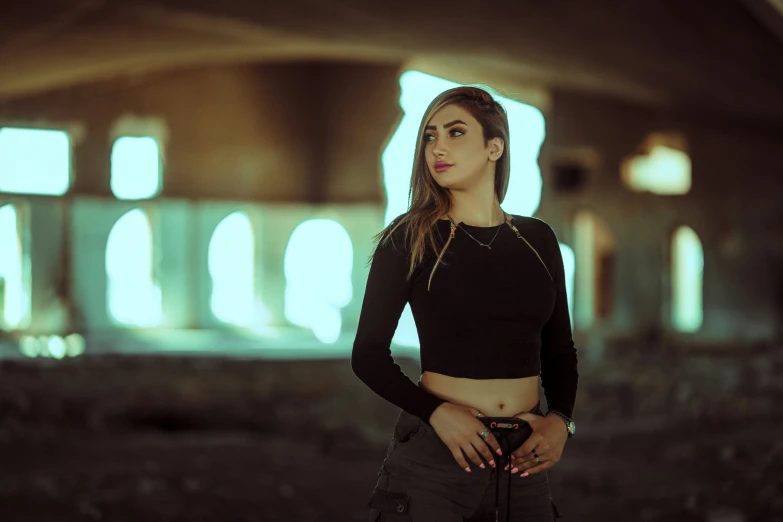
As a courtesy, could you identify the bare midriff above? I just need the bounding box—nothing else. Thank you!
[420,372,541,418]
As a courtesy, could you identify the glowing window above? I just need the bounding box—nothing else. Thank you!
[105,209,163,327]
[671,226,703,332]
[380,71,548,350]
[0,127,70,195]
[111,136,161,200]
[0,204,30,329]
[560,241,576,332]
[622,133,691,195]
[208,211,258,327]
[284,219,353,344]
[573,211,615,329]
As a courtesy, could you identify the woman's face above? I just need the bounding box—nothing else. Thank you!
[423,104,500,188]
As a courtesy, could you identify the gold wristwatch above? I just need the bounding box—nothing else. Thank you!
[547,411,575,438]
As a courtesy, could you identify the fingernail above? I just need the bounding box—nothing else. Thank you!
[479,463,485,469]
[496,449,503,455]
[464,467,471,472]
[520,472,529,477]
[511,467,519,474]
[489,460,496,468]
[504,464,509,471]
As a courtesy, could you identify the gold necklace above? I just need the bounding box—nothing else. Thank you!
[429,211,554,291]
[447,211,511,250]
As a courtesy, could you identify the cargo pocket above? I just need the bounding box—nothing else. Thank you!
[393,411,427,447]
[367,486,411,520]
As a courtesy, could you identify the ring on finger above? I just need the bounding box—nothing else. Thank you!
[479,428,491,440]
[535,456,541,464]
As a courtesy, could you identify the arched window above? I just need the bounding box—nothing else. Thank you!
[559,241,576,332]
[573,211,616,329]
[284,219,353,344]
[208,211,256,327]
[0,204,30,329]
[671,226,704,332]
[105,209,163,327]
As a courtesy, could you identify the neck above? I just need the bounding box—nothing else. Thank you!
[446,195,506,227]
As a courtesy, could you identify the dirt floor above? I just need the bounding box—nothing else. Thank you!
[1,355,782,522]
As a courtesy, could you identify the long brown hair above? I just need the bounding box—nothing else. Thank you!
[368,85,512,289]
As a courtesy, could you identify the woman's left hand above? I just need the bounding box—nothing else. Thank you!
[504,413,568,476]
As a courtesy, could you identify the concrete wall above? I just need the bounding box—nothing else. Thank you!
[539,90,783,343]
[0,61,401,203]
[0,61,780,343]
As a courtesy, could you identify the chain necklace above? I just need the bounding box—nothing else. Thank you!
[448,211,510,250]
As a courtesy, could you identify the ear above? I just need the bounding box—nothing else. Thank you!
[488,137,504,161]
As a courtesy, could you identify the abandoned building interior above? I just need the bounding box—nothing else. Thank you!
[0,0,782,520]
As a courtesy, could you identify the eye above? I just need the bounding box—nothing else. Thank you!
[423,129,464,143]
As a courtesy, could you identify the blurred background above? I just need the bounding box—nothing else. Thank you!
[0,0,782,520]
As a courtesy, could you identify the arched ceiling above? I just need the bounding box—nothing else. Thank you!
[1,0,783,124]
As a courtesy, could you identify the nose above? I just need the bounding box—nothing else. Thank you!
[432,140,448,158]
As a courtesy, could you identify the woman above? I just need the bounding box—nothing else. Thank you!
[351,86,578,522]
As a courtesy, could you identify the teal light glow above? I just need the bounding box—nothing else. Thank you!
[110,136,162,200]
[105,209,163,327]
[672,226,703,332]
[18,334,85,358]
[208,211,258,328]
[46,335,67,359]
[283,219,353,344]
[0,127,70,195]
[0,204,29,329]
[560,242,576,332]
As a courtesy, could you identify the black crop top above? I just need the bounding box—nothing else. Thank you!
[351,213,578,424]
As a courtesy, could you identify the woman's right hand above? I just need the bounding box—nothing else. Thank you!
[429,402,503,472]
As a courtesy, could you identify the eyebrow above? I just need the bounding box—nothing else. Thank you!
[424,119,467,131]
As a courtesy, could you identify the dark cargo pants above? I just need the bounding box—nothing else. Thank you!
[366,404,561,521]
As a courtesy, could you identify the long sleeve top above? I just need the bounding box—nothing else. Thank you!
[351,213,578,424]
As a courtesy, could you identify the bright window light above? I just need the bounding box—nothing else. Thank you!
[560,241,576,332]
[284,219,353,344]
[573,211,596,328]
[0,204,30,328]
[622,140,692,195]
[0,127,70,195]
[573,211,615,328]
[208,211,258,327]
[105,209,163,327]
[111,136,161,200]
[672,226,703,332]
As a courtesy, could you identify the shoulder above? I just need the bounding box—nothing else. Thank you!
[511,214,556,239]
[377,212,411,255]
[511,215,561,262]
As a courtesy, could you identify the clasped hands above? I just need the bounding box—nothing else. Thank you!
[505,410,568,476]
[429,402,568,476]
